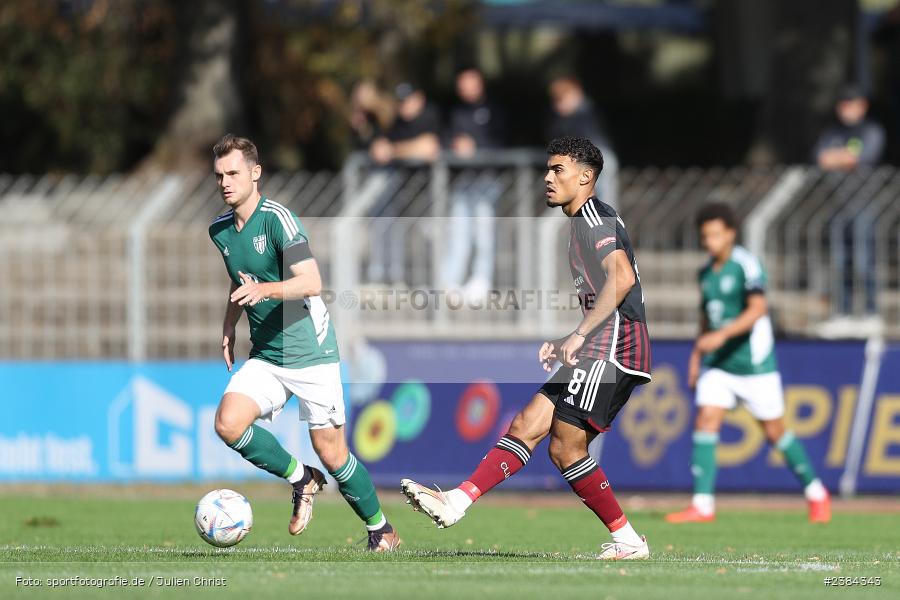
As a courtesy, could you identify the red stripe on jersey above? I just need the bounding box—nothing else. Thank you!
[633,321,643,370]
[600,319,613,356]
[613,318,652,375]
[572,227,597,297]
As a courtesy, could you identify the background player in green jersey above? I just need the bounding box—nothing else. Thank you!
[666,203,831,524]
[208,134,399,551]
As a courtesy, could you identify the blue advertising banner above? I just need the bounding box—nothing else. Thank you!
[0,363,326,481]
[1,340,898,492]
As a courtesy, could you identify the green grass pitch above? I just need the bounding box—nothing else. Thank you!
[1,489,897,599]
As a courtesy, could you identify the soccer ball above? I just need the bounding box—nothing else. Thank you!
[194,489,253,547]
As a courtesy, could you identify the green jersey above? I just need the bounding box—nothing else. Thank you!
[209,196,339,369]
[699,245,776,375]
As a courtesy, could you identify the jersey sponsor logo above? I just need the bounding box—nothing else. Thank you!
[595,236,616,250]
[252,234,267,254]
[222,246,229,257]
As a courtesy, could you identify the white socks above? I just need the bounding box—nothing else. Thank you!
[365,514,387,532]
[692,493,715,515]
[447,488,473,512]
[611,520,643,546]
[286,462,307,484]
[804,479,828,502]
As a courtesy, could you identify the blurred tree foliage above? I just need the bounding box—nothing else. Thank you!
[0,0,177,173]
[0,0,474,173]
[246,0,475,170]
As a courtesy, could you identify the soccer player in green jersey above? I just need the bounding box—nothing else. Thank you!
[208,134,400,550]
[666,203,831,524]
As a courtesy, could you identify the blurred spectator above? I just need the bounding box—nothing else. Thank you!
[349,80,394,150]
[814,86,885,337]
[545,76,611,150]
[367,83,441,285]
[813,85,885,171]
[369,83,441,166]
[442,67,507,299]
[545,76,618,208]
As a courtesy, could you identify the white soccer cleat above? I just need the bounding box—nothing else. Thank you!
[597,535,650,560]
[400,478,465,529]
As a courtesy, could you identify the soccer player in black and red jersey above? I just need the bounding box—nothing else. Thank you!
[402,136,652,560]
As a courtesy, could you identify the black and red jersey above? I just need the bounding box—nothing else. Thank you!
[568,196,651,380]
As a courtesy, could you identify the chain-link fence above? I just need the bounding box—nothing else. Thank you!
[0,156,895,359]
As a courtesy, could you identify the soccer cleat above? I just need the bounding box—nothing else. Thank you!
[808,491,831,523]
[288,466,326,535]
[367,525,401,552]
[664,506,715,523]
[400,478,465,528]
[598,535,650,560]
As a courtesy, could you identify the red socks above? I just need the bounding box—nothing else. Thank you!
[562,455,625,531]
[459,435,532,502]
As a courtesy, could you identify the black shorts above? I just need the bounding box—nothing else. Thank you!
[538,359,643,433]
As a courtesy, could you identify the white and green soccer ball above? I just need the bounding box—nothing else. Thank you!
[194,489,253,548]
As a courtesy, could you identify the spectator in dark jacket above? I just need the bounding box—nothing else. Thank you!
[814,85,886,336]
[814,85,885,170]
[366,83,441,285]
[442,68,507,298]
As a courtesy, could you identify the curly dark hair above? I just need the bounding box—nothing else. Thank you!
[546,136,604,179]
[695,202,737,230]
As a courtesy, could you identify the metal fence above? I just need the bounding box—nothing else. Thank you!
[0,155,896,359]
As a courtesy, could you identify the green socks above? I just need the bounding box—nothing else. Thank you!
[776,431,818,487]
[690,429,819,499]
[330,453,385,529]
[691,431,719,495]
[229,425,297,479]
[228,429,386,529]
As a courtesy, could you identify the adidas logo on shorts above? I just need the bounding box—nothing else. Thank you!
[563,395,575,405]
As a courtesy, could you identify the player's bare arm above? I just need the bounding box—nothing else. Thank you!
[695,293,767,354]
[558,248,636,367]
[230,259,323,307]
[222,280,243,372]
[687,312,709,389]
[392,133,441,162]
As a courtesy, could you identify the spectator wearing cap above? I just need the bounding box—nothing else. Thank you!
[442,67,507,299]
[369,83,441,166]
[366,83,441,285]
[814,85,885,171]
[814,85,886,336]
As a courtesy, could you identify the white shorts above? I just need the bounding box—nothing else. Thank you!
[224,359,345,429]
[695,368,784,421]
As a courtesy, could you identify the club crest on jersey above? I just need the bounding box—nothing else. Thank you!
[720,275,735,294]
[252,234,267,254]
